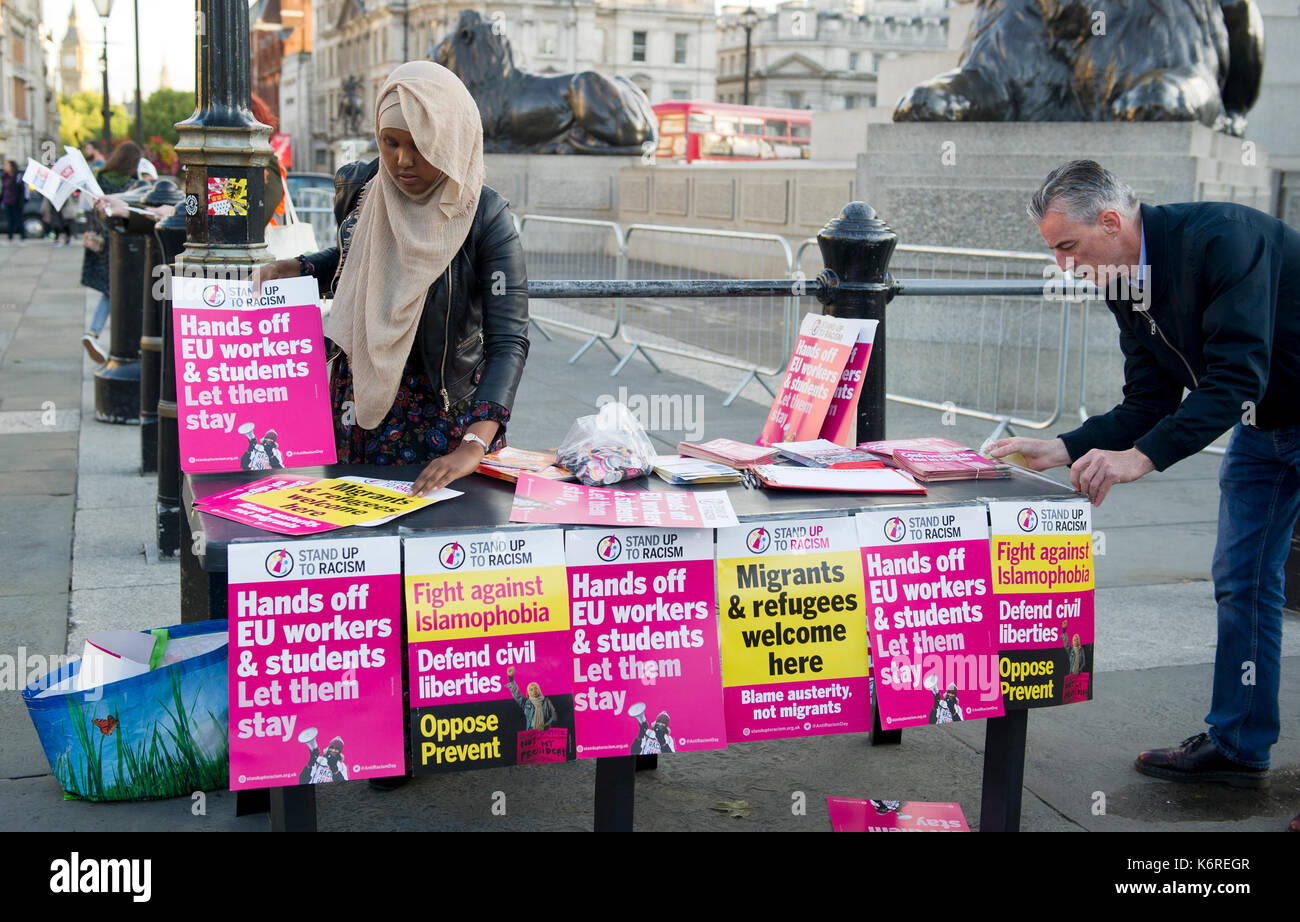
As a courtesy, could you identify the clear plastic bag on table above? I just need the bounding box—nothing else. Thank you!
[556,401,656,486]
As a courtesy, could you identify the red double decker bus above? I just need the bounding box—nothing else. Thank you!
[653,101,812,163]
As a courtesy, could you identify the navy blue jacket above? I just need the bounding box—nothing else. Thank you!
[1059,202,1300,471]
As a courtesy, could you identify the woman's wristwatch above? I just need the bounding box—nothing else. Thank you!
[461,432,489,454]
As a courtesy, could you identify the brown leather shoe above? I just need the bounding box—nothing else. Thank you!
[1135,732,1269,789]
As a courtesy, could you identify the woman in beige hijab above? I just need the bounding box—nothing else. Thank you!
[256,61,530,495]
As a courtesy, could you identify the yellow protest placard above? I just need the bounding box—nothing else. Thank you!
[248,478,442,527]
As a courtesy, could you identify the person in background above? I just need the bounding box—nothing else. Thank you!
[250,92,286,229]
[82,142,106,170]
[79,140,143,363]
[2,161,27,243]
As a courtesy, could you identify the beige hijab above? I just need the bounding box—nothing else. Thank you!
[326,61,485,430]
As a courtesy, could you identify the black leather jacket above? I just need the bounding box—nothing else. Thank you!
[304,159,530,416]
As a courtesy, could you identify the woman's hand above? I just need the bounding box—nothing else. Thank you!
[412,443,483,496]
[250,258,301,294]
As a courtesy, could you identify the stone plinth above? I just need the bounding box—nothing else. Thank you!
[857,122,1277,253]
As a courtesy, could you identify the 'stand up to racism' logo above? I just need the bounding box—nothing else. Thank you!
[1017,507,1039,532]
[202,284,225,307]
[264,549,294,578]
[883,516,907,542]
[597,535,622,561]
[746,527,770,553]
[440,542,466,569]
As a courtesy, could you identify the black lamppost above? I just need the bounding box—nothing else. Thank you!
[172,0,271,587]
[133,0,143,145]
[740,6,759,106]
[92,0,114,145]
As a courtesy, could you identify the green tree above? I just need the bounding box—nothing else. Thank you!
[141,89,196,145]
[59,91,130,148]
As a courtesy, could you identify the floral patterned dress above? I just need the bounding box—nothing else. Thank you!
[328,180,509,466]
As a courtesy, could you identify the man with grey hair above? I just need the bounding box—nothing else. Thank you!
[990,160,1300,828]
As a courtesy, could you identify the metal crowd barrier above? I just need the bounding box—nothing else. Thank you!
[619,225,795,404]
[518,215,799,406]
[517,215,625,359]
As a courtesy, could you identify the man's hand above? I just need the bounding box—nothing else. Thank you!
[507,666,515,680]
[250,258,301,295]
[1070,447,1155,506]
[986,437,1071,471]
[412,443,483,496]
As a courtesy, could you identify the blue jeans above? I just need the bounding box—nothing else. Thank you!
[89,295,110,336]
[1206,422,1300,767]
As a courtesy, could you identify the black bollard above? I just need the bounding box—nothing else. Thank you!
[814,202,898,444]
[140,179,185,476]
[155,204,187,556]
[93,181,154,424]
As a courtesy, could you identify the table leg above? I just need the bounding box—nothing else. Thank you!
[235,789,269,816]
[269,785,318,833]
[870,700,902,746]
[179,504,226,623]
[594,756,636,831]
[979,710,1028,832]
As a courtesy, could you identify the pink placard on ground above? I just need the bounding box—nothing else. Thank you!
[173,276,336,473]
[855,506,1004,729]
[227,536,405,790]
[510,473,738,529]
[564,529,727,758]
[826,797,969,832]
[819,322,877,447]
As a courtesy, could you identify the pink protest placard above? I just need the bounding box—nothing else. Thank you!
[404,529,576,772]
[819,321,877,447]
[826,798,969,832]
[510,473,739,529]
[759,314,867,446]
[564,528,726,758]
[198,493,341,536]
[988,500,1095,710]
[173,276,335,473]
[856,505,1003,729]
[193,476,320,508]
[227,536,405,790]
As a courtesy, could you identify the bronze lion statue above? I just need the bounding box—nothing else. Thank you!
[434,10,658,155]
[894,0,1264,135]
